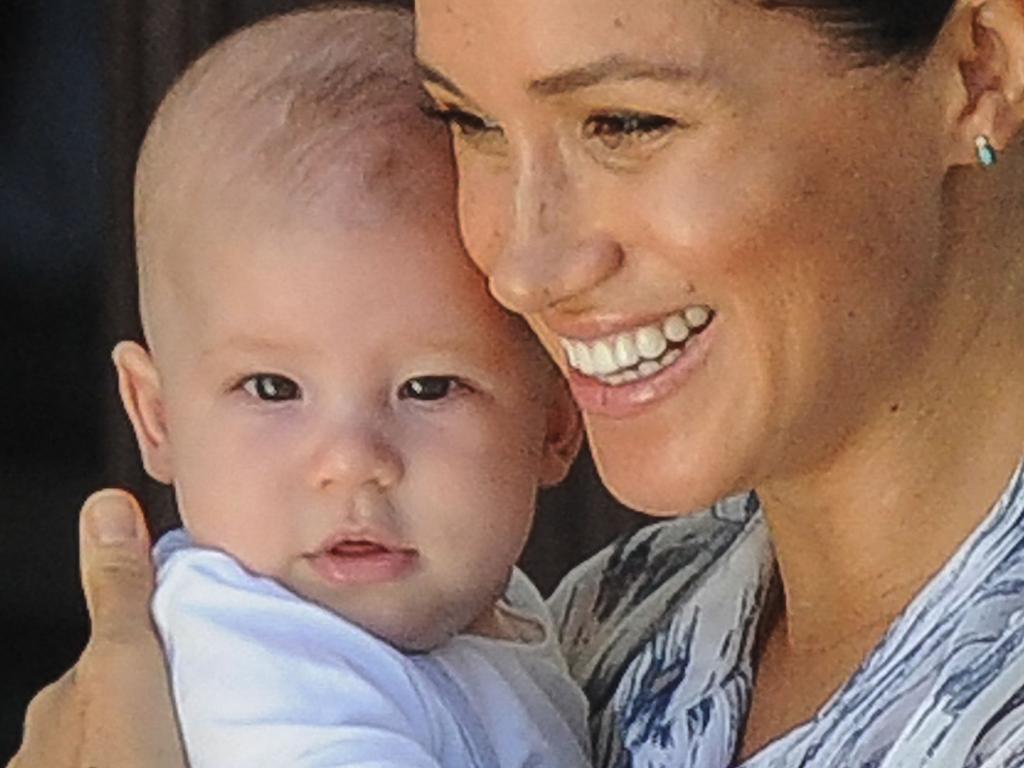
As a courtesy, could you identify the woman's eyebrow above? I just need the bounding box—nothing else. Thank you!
[416,61,469,100]
[417,55,711,102]
[528,55,710,97]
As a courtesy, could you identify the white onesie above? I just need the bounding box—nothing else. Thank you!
[152,529,592,768]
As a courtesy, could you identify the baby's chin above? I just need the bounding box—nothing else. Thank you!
[298,585,495,653]
[347,603,485,653]
[276,558,515,652]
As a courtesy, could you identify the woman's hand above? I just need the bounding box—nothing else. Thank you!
[8,490,186,768]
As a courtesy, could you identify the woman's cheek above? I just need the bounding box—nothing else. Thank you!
[649,143,787,258]
[455,153,513,276]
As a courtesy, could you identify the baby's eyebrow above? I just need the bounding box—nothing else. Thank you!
[199,336,304,360]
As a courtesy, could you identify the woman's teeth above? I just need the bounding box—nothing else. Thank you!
[559,306,712,385]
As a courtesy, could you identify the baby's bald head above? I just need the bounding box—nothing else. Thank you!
[135,3,431,349]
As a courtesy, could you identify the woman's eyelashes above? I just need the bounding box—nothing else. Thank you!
[423,100,680,159]
[239,373,302,403]
[422,104,503,143]
[582,111,678,151]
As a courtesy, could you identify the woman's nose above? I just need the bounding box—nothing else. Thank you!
[309,425,404,494]
[488,144,623,315]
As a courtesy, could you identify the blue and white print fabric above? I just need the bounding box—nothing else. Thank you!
[551,462,1024,767]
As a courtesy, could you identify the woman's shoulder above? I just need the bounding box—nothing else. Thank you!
[549,492,760,685]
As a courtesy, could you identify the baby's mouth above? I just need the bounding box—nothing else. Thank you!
[321,540,413,561]
[328,540,406,557]
[317,536,417,561]
[558,304,715,386]
[307,537,419,585]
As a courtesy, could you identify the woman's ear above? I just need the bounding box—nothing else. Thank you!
[538,377,584,488]
[941,0,1024,166]
[112,341,174,484]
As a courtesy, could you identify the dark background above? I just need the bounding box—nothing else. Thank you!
[1,0,643,759]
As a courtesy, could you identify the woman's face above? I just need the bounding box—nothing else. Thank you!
[415,0,953,513]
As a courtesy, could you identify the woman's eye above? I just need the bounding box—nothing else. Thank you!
[398,376,463,402]
[422,104,505,146]
[582,112,677,150]
[241,374,301,402]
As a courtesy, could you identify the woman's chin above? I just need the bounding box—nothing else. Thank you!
[589,429,748,517]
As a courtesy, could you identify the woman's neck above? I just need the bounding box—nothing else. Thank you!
[757,254,1024,653]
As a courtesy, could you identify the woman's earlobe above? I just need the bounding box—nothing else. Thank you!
[111,341,175,484]
[948,0,1024,165]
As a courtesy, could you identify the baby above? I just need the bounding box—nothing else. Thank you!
[112,5,590,767]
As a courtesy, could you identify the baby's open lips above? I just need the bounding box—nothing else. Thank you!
[325,539,414,557]
[309,528,418,559]
[305,533,420,585]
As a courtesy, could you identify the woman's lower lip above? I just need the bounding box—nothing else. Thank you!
[566,321,715,419]
[306,549,418,585]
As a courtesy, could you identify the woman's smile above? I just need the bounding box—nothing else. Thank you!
[557,304,712,380]
[562,313,717,418]
[550,304,716,416]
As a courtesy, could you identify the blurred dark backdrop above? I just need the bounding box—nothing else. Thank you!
[1,0,643,759]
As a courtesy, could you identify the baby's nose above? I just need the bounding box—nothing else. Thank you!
[309,426,404,493]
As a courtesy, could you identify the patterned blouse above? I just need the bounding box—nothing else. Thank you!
[550,463,1024,767]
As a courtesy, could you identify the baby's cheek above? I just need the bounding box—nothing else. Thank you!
[220,521,295,576]
[175,461,295,576]
[399,405,544,570]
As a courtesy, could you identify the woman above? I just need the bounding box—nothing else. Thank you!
[413,0,1024,763]
[11,0,1024,765]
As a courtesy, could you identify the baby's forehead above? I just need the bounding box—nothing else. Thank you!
[144,99,455,327]
[147,193,549,392]
[135,5,430,305]
[179,129,450,264]
[154,96,439,226]
[157,169,462,303]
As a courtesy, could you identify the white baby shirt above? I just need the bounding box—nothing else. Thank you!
[152,529,591,768]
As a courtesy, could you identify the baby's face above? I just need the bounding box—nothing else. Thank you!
[128,166,567,650]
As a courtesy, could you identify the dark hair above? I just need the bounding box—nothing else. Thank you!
[759,0,956,64]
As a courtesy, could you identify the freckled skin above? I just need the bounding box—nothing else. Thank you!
[416,0,957,513]
[416,0,1024,752]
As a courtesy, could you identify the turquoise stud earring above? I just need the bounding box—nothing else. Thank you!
[975,135,997,168]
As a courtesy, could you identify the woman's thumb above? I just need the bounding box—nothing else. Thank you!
[79,489,156,645]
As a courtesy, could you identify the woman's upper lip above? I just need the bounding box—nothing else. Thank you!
[541,307,708,341]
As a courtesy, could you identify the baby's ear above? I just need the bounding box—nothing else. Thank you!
[538,378,583,488]
[112,341,174,484]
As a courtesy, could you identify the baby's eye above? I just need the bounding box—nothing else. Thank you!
[582,111,677,150]
[397,376,464,402]
[241,374,301,402]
